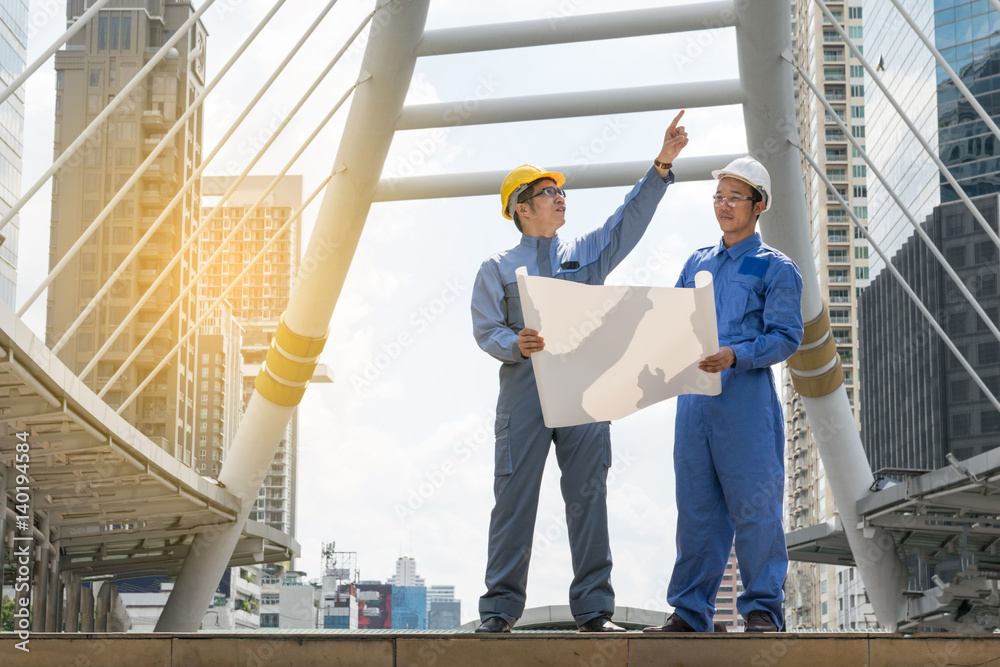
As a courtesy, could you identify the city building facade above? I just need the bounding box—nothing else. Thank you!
[711,546,744,631]
[49,0,207,464]
[197,174,302,536]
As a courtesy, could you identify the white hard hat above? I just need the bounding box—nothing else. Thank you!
[712,156,772,212]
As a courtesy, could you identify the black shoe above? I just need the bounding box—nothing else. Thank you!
[475,617,511,633]
[643,612,728,633]
[744,610,778,632]
[578,615,626,632]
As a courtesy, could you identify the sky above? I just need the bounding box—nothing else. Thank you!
[16,0,750,625]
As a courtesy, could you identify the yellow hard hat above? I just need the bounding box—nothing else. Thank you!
[500,164,565,220]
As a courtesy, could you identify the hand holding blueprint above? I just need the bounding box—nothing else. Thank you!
[515,268,721,428]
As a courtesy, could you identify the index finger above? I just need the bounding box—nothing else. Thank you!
[668,109,685,131]
[519,328,538,337]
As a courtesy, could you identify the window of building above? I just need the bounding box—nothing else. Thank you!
[849,7,862,19]
[975,241,997,264]
[829,249,849,263]
[980,341,1000,365]
[200,408,207,419]
[976,274,998,298]
[98,16,108,50]
[198,463,206,473]
[200,421,207,433]
[852,165,867,178]
[199,450,206,460]
[201,394,208,404]
[851,105,864,118]
[201,380,208,391]
[946,214,965,236]
[201,367,208,378]
[945,245,967,268]
[951,379,970,402]
[830,288,850,303]
[89,68,102,87]
[854,246,868,260]
[830,269,850,283]
[855,266,869,280]
[982,412,1000,433]
[949,312,968,335]
[110,15,119,50]
[850,84,864,98]
[849,26,863,39]
[853,185,867,198]
[854,206,867,219]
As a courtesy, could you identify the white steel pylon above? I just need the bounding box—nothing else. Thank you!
[155,0,433,631]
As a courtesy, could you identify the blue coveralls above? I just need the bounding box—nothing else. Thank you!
[472,166,673,627]
[667,233,803,632]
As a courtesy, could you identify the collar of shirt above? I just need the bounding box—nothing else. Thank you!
[519,234,556,248]
[712,232,762,262]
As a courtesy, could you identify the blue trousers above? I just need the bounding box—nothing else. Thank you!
[667,366,787,631]
[479,393,614,627]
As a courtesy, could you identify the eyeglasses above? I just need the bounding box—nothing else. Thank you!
[712,194,756,207]
[525,186,566,200]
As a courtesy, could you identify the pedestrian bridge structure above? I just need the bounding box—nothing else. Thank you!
[3,0,1000,641]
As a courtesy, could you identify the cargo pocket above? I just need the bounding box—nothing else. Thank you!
[494,413,512,476]
[600,423,612,468]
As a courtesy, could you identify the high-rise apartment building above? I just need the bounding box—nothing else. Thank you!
[0,0,26,309]
[48,0,206,464]
[197,174,301,536]
[785,0,869,630]
[193,300,242,477]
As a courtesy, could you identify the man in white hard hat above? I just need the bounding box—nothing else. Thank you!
[644,156,803,634]
[471,112,688,634]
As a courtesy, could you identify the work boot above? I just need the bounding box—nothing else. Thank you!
[578,615,626,632]
[475,617,511,633]
[744,610,779,632]
[643,612,727,633]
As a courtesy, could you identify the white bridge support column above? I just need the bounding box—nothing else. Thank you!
[734,0,909,630]
[155,0,431,632]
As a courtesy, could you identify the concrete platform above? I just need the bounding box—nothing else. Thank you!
[1,631,999,666]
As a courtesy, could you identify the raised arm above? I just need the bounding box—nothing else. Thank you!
[573,111,690,281]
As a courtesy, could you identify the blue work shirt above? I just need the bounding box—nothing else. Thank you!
[472,167,673,418]
[675,233,803,373]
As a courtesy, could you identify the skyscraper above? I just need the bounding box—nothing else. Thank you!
[785,0,870,630]
[860,0,1000,468]
[197,174,302,536]
[0,0,26,309]
[48,0,206,464]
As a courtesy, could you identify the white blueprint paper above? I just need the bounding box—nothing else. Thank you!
[515,268,721,428]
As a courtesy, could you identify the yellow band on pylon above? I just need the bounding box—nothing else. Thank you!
[255,370,308,407]
[787,334,837,372]
[790,357,844,398]
[274,315,328,358]
[265,345,318,383]
[801,302,831,346]
[254,317,329,407]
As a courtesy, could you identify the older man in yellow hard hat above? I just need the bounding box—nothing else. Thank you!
[471,111,688,633]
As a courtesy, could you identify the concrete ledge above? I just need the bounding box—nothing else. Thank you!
[3,632,1000,666]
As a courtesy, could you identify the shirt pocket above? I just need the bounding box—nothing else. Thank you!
[494,412,513,476]
[723,273,765,337]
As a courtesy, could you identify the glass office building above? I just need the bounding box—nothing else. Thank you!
[0,0,26,309]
